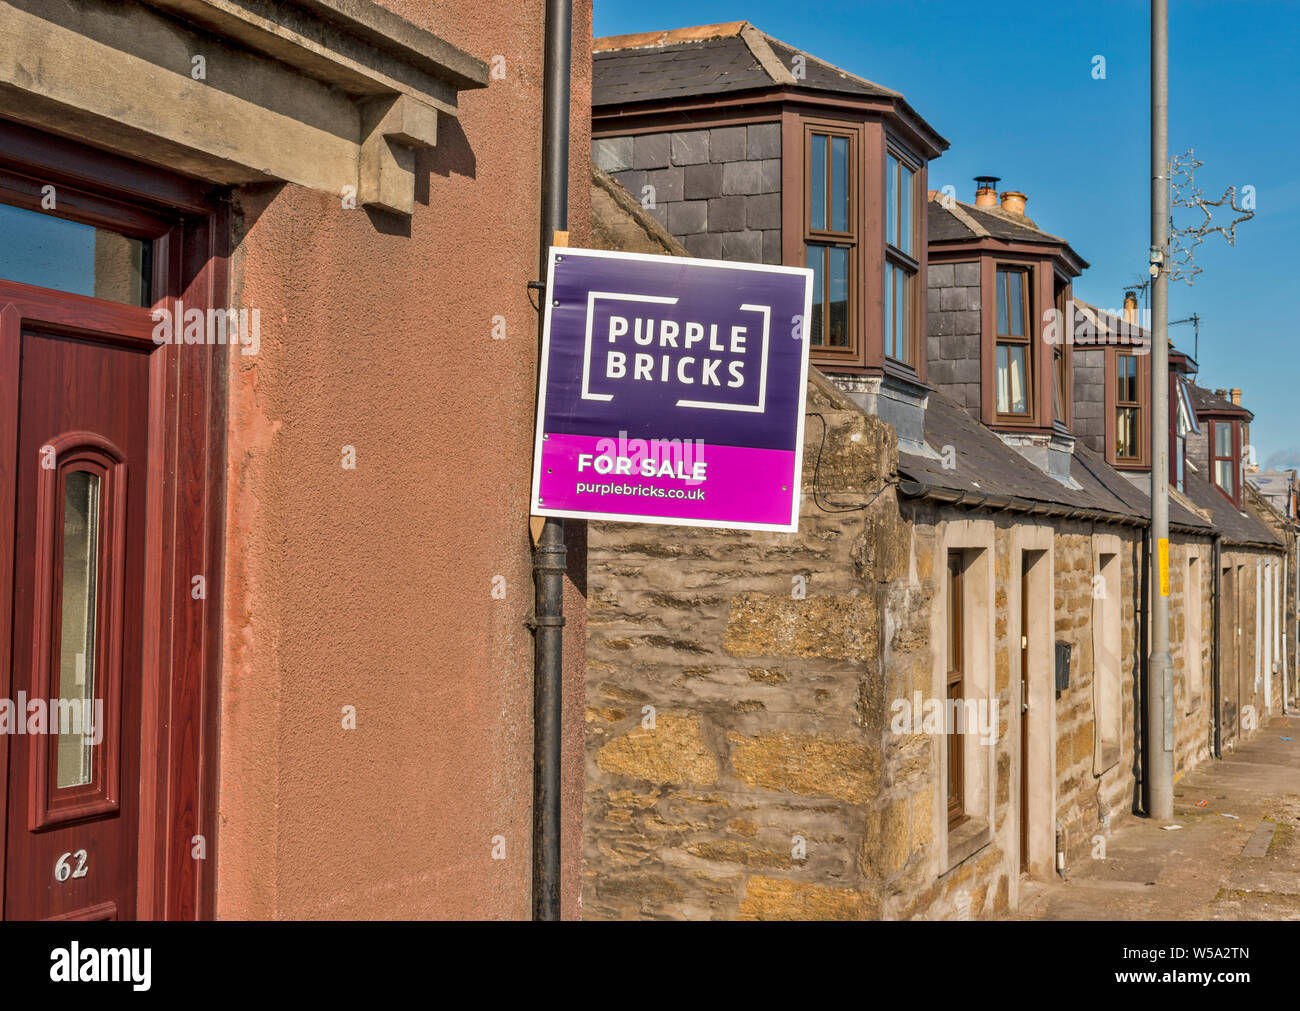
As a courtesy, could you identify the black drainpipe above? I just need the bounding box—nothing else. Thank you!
[530,0,572,922]
[1211,535,1223,758]
[1138,526,1151,813]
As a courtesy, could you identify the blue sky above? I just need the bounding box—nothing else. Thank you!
[593,0,1300,469]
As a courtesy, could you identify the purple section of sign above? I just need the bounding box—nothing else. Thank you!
[539,432,796,527]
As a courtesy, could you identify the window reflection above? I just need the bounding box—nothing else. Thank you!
[809,135,826,232]
[0,203,148,305]
[996,344,1028,414]
[830,137,848,233]
[57,470,100,789]
[827,245,848,347]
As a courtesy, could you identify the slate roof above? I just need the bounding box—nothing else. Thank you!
[1181,467,1281,547]
[594,21,917,111]
[593,35,774,105]
[1187,381,1253,419]
[927,195,1087,268]
[1248,469,1296,502]
[896,388,1211,532]
[1246,470,1298,525]
[762,37,899,99]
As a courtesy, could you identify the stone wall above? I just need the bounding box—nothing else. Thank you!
[1169,536,1216,778]
[926,260,981,413]
[877,504,1041,920]
[583,372,903,919]
[1245,486,1297,715]
[592,123,781,265]
[1050,525,1141,866]
[1219,546,1272,747]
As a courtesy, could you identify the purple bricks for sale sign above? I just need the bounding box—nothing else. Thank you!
[531,247,813,532]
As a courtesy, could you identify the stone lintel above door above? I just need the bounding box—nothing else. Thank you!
[0,0,490,215]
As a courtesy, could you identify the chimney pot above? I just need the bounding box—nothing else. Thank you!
[1214,388,1228,399]
[1123,291,1138,325]
[999,190,1027,215]
[974,175,1000,207]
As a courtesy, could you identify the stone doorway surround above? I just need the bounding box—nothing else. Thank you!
[1012,524,1056,886]
[0,0,489,215]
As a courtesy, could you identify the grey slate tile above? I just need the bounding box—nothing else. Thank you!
[671,130,710,166]
[747,192,781,230]
[707,195,746,232]
[710,125,747,163]
[593,136,633,173]
[668,199,708,235]
[633,132,670,170]
[646,166,684,203]
[747,122,780,159]
[683,162,724,200]
[722,160,763,195]
[721,229,764,263]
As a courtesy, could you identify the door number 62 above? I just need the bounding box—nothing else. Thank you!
[54,850,88,882]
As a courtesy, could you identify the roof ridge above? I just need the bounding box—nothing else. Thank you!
[593,21,748,53]
[758,28,902,98]
[739,24,795,86]
[929,192,988,237]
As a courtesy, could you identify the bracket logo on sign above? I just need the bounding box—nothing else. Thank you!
[531,247,813,532]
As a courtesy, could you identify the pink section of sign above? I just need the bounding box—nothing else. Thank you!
[538,432,796,527]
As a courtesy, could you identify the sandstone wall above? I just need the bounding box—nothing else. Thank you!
[583,373,902,919]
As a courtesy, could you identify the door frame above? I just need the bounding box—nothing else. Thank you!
[0,117,227,920]
[1012,526,1055,885]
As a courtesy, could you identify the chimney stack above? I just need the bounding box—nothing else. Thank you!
[1230,388,1242,406]
[1123,291,1139,325]
[999,190,1027,215]
[1214,388,1228,399]
[974,176,1000,208]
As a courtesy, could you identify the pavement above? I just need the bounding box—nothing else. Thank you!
[1015,713,1300,920]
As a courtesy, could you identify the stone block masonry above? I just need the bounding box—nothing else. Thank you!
[583,373,900,919]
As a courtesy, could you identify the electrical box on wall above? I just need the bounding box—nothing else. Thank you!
[1055,640,1072,695]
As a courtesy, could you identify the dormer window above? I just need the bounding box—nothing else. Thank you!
[885,148,920,368]
[1172,378,1199,493]
[804,125,856,353]
[995,266,1031,416]
[1052,280,1070,427]
[1210,419,1241,506]
[1115,353,1143,463]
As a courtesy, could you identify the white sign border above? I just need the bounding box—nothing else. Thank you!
[529,245,814,534]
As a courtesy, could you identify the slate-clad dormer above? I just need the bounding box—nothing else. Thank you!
[926,180,1086,484]
[591,21,948,447]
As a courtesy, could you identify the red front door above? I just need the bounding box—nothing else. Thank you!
[0,122,227,920]
[4,326,150,920]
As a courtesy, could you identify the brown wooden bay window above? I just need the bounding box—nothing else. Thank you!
[804,126,855,351]
[885,148,919,367]
[995,267,1032,417]
[1211,419,1240,505]
[1052,346,1067,424]
[1052,281,1070,427]
[1115,352,1142,463]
